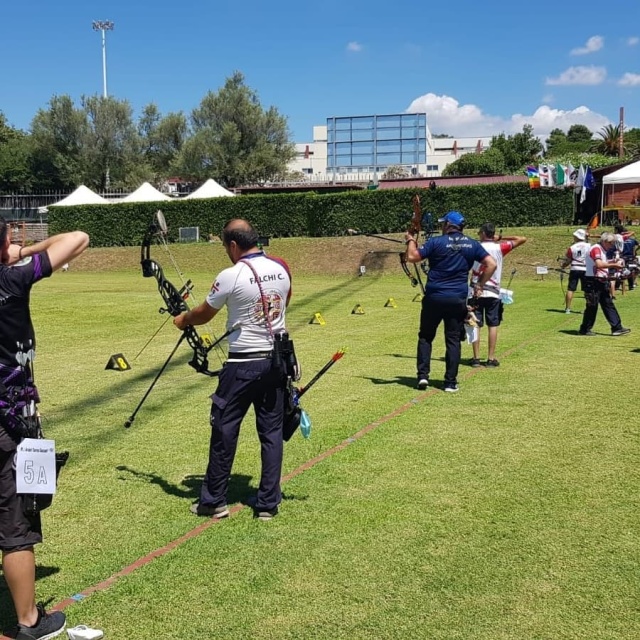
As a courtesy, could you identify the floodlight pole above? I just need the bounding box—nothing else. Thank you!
[92,20,114,188]
[92,20,114,98]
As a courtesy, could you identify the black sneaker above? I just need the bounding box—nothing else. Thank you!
[255,507,278,521]
[470,358,482,367]
[443,383,459,393]
[16,604,65,640]
[485,359,500,367]
[190,502,229,518]
[612,327,631,336]
[579,330,596,336]
[417,378,429,390]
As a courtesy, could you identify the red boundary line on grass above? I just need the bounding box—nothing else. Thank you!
[0,321,567,635]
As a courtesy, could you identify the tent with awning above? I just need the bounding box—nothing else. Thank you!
[184,178,235,199]
[49,185,109,207]
[119,182,171,203]
[600,160,640,222]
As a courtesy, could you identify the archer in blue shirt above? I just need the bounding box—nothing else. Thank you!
[405,211,496,392]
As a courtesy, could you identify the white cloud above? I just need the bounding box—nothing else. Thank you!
[542,93,555,104]
[405,93,611,138]
[627,36,639,46]
[618,72,640,86]
[546,66,607,86]
[570,35,604,55]
[346,42,363,53]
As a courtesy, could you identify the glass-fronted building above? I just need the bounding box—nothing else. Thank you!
[326,113,428,179]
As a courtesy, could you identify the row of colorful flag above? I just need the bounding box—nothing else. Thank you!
[526,163,596,201]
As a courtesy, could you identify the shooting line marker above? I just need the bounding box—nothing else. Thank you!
[384,297,398,308]
[351,304,365,315]
[309,312,326,325]
[105,354,131,371]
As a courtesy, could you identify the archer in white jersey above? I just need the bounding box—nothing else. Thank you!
[560,229,590,313]
[173,219,293,521]
[469,223,526,366]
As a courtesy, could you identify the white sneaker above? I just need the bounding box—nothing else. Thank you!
[67,625,104,640]
[565,308,571,314]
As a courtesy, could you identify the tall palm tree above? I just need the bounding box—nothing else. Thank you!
[590,124,626,156]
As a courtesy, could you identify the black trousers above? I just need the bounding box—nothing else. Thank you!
[579,278,623,333]
[200,358,285,512]
[417,296,468,384]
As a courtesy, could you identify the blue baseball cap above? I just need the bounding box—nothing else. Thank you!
[438,211,465,227]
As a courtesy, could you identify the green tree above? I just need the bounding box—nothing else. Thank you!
[566,124,592,144]
[490,124,543,172]
[0,114,32,192]
[544,128,567,157]
[590,124,625,157]
[441,147,506,176]
[30,95,88,190]
[82,95,150,189]
[179,71,295,187]
[382,165,410,179]
[139,104,187,181]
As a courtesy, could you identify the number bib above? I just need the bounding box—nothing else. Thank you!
[16,438,57,495]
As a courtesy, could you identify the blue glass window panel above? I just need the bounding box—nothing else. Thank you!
[335,118,351,130]
[418,151,427,163]
[351,154,374,165]
[401,114,420,127]
[376,127,401,140]
[327,130,335,143]
[377,152,402,164]
[327,143,335,155]
[427,164,439,171]
[336,142,351,153]
[326,119,335,131]
[376,115,401,127]
[377,140,401,153]
[352,141,374,153]
[336,130,352,142]
[352,129,374,142]
[401,127,419,139]
[402,140,418,152]
[418,139,426,152]
[401,152,418,164]
[352,116,374,129]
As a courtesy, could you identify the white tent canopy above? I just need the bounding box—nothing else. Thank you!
[602,160,640,185]
[120,182,171,203]
[50,185,109,207]
[185,178,235,199]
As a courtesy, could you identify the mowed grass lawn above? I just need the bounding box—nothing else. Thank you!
[1,228,638,639]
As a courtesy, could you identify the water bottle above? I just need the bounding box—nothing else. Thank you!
[299,409,311,439]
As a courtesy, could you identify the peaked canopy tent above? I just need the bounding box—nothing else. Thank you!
[119,182,171,203]
[48,185,109,208]
[601,160,640,223]
[184,179,235,199]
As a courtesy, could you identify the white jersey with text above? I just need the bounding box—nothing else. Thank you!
[471,240,514,299]
[585,244,609,279]
[566,241,590,271]
[206,252,291,353]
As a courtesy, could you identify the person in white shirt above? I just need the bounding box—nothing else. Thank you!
[560,229,590,313]
[578,232,630,336]
[469,223,527,367]
[174,219,292,521]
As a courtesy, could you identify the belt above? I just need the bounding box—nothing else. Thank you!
[228,351,272,360]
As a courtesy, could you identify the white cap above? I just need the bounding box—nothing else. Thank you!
[573,229,587,241]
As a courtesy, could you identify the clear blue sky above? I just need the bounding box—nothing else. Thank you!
[2,0,638,140]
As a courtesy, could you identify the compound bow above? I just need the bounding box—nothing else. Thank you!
[140,210,225,377]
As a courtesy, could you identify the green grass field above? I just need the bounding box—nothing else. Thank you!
[1,227,639,639]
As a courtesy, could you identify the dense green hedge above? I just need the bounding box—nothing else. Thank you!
[48,183,573,247]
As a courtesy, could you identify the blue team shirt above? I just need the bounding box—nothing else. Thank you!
[419,233,489,299]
